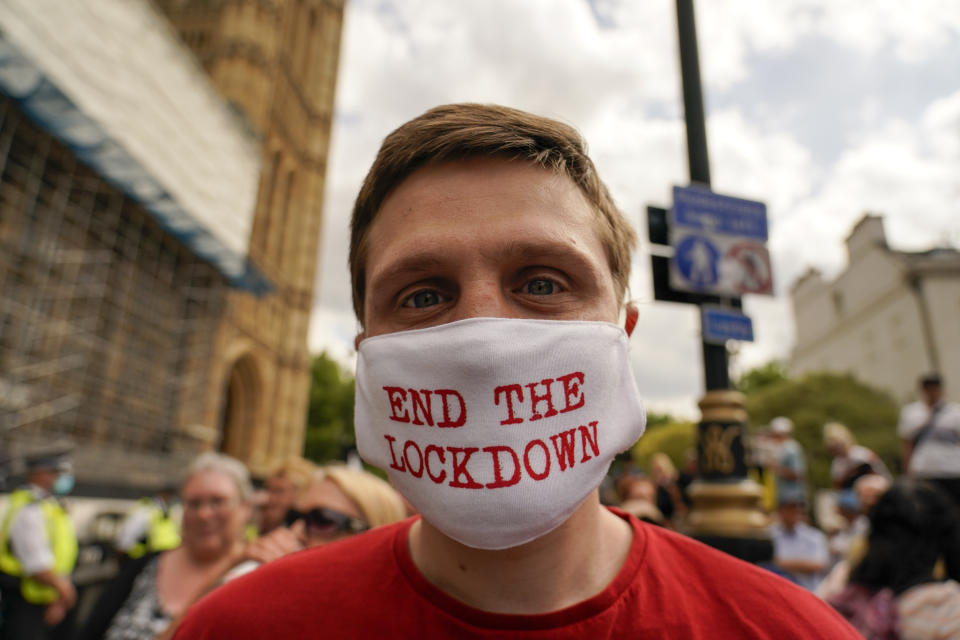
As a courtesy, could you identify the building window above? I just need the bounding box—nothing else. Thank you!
[832,290,844,315]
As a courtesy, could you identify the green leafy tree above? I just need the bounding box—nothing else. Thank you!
[631,419,696,471]
[303,352,356,463]
[645,411,675,430]
[735,360,790,395]
[744,371,900,490]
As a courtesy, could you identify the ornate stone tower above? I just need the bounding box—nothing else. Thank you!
[155,0,344,474]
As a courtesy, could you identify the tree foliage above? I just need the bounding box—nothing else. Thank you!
[744,369,901,490]
[303,352,356,463]
[645,411,676,430]
[735,360,790,395]
[631,420,696,471]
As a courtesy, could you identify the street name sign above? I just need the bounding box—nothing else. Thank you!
[701,305,754,344]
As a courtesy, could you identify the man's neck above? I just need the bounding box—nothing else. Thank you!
[407,492,632,615]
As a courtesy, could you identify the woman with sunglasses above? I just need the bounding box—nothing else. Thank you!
[225,464,408,579]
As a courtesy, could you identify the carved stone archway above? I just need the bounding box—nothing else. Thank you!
[218,353,261,463]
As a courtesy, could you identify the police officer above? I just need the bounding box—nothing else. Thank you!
[115,483,182,563]
[0,448,78,639]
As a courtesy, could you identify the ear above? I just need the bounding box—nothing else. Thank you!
[354,331,365,351]
[624,303,639,337]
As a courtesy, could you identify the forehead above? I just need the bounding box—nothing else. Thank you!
[372,156,596,229]
[364,158,608,286]
[183,470,238,498]
[267,474,294,489]
[297,478,360,516]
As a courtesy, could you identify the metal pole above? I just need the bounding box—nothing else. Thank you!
[676,0,711,188]
[674,0,770,562]
[676,0,729,391]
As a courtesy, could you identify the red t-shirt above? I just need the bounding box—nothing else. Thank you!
[174,510,859,638]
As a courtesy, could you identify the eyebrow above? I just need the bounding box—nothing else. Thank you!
[369,238,601,292]
[368,253,449,291]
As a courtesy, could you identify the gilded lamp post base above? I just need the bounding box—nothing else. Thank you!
[682,390,772,562]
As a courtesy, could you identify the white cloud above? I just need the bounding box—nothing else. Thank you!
[312,0,960,417]
[779,87,960,282]
[308,305,358,370]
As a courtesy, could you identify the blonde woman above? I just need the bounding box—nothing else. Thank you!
[230,464,407,572]
[281,464,408,547]
[823,423,891,490]
[649,452,686,525]
[257,457,317,535]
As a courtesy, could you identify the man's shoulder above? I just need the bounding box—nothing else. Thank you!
[849,445,875,462]
[899,401,927,434]
[940,402,960,423]
[640,524,855,635]
[796,521,828,542]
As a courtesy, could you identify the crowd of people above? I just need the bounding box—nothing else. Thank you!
[3,103,959,638]
[606,372,959,639]
[0,451,409,639]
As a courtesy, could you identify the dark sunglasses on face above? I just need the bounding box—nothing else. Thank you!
[283,507,369,535]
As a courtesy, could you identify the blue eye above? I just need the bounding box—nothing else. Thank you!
[524,279,557,295]
[403,290,442,308]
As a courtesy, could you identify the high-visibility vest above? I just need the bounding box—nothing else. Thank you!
[125,498,181,559]
[0,489,78,604]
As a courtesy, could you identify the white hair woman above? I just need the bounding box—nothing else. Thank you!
[77,452,253,640]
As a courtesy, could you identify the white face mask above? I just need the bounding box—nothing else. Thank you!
[355,317,646,550]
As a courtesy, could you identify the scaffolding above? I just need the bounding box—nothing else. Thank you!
[0,94,228,492]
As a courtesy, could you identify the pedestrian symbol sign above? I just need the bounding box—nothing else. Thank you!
[674,235,720,289]
[669,186,773,297]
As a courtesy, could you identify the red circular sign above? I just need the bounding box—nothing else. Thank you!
[726,242,772,294]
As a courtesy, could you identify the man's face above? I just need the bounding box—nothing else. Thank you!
[778,503,804,529]
[922,382,942,406]
[360,157,621,338]
[29,468,57,491]
[262,474,297,528]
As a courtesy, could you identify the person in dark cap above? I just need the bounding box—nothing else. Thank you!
[898,373,960,509]
[0,447,78,639]
[771,489,829,592]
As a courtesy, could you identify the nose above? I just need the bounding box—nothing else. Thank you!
[449,278,515,321]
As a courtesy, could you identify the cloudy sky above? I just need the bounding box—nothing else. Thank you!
[308,0,960,418]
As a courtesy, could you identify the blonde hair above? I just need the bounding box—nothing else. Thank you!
[349,103,637,324]
[268,456,317,495]
[650,452,677,481]
[823,422,855,449]
[318,465,407,528]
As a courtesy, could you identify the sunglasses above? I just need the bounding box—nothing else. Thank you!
[283,507,369,535]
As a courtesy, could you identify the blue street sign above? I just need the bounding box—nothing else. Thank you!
[672,186,768,241]
[702,305,754,344]
[668,185,772,296]
[674,234,720,290]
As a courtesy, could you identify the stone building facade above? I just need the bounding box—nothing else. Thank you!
[0,0,342,491]
[154,0,345,475]
[790,214,960,403]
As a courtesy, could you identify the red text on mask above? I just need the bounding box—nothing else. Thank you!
[494,371,585,425]
[382,387,467,428]
[383,420,599,489]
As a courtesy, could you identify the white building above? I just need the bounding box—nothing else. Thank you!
[790,214,960,403]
